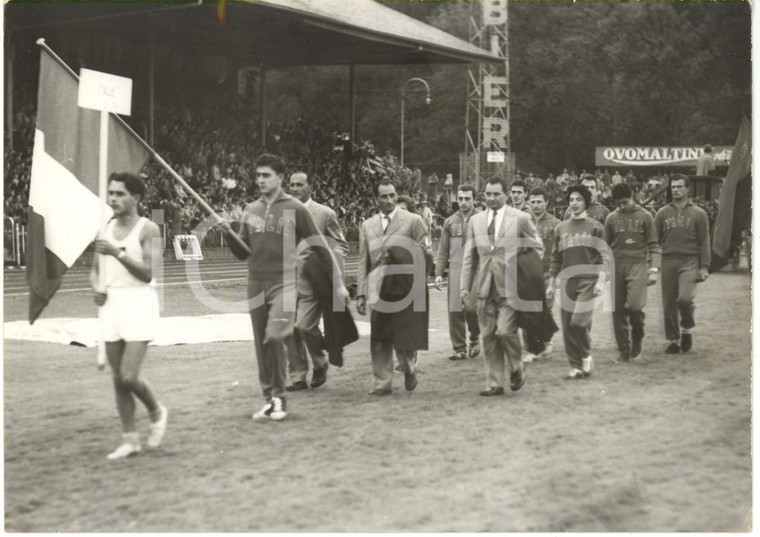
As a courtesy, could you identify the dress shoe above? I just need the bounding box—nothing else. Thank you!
[310,367,327,388]
[286,380,308,392]
[680,333,693,352]
[404,370,418,392]
[664,342,681,354]
[469,343,481,358]
[479,387,505,396]
[510,368,526,391]
[369,388,392,396]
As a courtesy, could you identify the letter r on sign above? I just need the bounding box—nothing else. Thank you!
[484,118,509,149]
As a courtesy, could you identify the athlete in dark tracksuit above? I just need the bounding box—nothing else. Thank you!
[434,194,480,361]
[548,185,609,380]
[654,176,711,354]
[604,184,661,361]
[222,154,345,421]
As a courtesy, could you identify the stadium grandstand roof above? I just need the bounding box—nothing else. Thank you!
[6,0,498,67]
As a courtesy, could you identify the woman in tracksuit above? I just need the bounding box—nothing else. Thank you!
[546,185,609,380]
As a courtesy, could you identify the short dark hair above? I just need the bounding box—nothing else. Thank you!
[109,172,145,201]
[397,195,417,213]
[580,174,598,188]
[565,184,592,208]
[375,178,397,196]
[254,153,286,175]
[457,184,476,196]
[485,176,507,193]
[611,183,633,200]
[703,144,713,153]
[510,179,527,192]
[528,187,547,201]
[291,171,310,185]
[671,173,691,187]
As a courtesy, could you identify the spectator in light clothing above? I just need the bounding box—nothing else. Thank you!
[696,144,716,176]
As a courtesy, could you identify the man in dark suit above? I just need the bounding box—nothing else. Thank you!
[286,172,349,391]
[461,176,544,396]
[356,179,432,395]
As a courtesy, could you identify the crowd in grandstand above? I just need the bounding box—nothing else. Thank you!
[4,96,721,249]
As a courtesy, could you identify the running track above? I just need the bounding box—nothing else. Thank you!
[3,256,361,297]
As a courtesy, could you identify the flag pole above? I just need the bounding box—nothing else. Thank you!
[35,39,251,257]
[96,108,109,368]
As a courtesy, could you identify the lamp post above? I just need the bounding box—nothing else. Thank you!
[400,77,431,168]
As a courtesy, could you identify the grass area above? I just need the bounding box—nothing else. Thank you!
[3,269,752,531]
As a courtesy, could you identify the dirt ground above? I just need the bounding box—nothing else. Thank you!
[3,268,752,532]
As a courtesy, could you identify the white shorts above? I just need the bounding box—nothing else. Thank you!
[100,286,159,342]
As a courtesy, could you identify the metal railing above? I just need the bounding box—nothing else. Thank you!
[4,216,26,267]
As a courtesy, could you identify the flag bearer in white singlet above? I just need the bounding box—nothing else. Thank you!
[91,172,167,460]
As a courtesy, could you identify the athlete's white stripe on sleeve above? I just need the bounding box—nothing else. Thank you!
[28,129,113,267]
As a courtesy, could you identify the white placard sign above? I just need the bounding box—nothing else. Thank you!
[487,151,505,163]
[78,68,133,115]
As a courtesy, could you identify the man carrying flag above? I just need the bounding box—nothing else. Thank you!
[91,173,168,459]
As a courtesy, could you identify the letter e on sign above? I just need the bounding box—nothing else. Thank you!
[78,68,133,115]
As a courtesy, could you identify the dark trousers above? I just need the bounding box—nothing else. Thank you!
[248,279,295,401]
[612,261,648,353]
[448,284,479,352]
[661,256,699,341]
[559,277,596,369]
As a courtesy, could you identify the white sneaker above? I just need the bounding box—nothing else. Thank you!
[107,442,141,460]
[147,405,168,448]
[252,401,274,420]
[523,353,536,363]
[582,356,594,377]
[541,342,553,359]
[565,368,585,380]
[269,397,287,421]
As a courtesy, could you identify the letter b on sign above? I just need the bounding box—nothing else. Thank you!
[483,0,507,25]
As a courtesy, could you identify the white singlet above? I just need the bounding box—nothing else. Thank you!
[100,217,159,342]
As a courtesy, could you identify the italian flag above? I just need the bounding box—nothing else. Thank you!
[710,115,752,272]
[26,48,149,323]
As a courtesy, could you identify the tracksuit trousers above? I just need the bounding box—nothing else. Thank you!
[448,284,480,352]
[661,256,699,342]
[248,278,295,401]
[612,261,648,353]
[559,277,597,370]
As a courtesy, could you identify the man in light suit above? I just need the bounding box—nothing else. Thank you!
[286,172,349,391]
[461,176,544,396]
[356,179,432,395]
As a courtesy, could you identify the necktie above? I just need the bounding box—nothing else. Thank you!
[382,214,390,233]
[487,211,496,243]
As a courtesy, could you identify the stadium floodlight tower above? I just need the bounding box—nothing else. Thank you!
[462,0,514,191]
